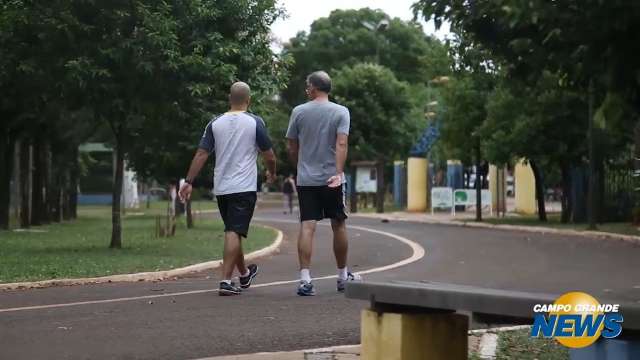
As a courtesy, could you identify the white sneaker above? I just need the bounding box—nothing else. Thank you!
[337,272,362,292]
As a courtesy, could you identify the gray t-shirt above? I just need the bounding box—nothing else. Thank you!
[199,112,272,195]
[286,100,350,186]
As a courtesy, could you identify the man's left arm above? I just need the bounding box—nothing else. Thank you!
[328,107,350,188]
[256,117,277,183]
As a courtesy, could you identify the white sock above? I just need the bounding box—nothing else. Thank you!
[221,279,231,285]
[240,269,250,277]
[338,267,348,281]
[300,269,312,283]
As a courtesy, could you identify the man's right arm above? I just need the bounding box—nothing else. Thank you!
[287,139,299,167]
[180,121,214,201]
[185,149,209,184]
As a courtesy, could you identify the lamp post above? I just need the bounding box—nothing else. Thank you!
[362,19,389,64]
[361,18,390,213]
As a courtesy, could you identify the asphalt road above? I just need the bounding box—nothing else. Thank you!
[1,208,639,359]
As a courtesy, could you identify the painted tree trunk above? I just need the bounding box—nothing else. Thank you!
[529,160,547,222]
[376,158,385,213]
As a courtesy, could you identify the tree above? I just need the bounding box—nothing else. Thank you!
[332,63,415,213]
[413,0,640,224]
[0,0,80,228]
[61,0,285,246]
[436,38,496,221]
[281,8,450,106]
[483,73,589,222]
[124,0,289,227]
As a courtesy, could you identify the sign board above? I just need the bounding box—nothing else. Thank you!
[431,187,453,214]
[356,166,377,193]
[453,189,492,215]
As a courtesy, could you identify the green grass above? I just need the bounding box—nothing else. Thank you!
[495,329,569,360]
[0,204,275,283]
[138,199,219,213]
[356,202,403,214]
[479,214,640,237]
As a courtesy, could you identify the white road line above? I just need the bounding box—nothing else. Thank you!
[0,219,425,314]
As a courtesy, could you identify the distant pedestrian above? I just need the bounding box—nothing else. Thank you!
[282,174,296,214]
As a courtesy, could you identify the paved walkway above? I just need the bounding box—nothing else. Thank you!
[1,208,638,359]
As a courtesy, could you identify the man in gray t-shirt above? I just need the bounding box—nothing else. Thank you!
[286,71,361,297]
[180,82,276,296]
[286,99,350,186]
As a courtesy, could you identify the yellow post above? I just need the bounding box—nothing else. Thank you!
[489,165,506,214]
[515,159,537,214]
[361,309,468,360]
[407,157,428,212]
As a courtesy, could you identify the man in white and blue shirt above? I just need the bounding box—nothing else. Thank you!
[180,82,276,296]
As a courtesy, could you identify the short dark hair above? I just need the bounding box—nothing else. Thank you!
[306,71,331,93]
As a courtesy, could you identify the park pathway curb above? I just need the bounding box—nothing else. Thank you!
[0,225,283,291]
[353,212,640,246]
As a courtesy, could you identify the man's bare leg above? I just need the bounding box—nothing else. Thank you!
[298,220,316,270]
[222,231,245,280]
[235,238,248,276]
[331,218,348,269]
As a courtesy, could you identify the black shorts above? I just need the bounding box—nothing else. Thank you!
[216,191,257,237]
[297,185,348,222]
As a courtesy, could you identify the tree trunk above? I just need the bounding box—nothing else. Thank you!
[186,198,193,228]
[63,167,72,221]
[529,160,547,222]
[560,164,572,224]
[19,139,31,228]
[475,146,482,222]
[110,133,124,249]
[145,181,151,209]
[57,179,65,223]
[31,137,46,225]
[587,80,597,230]
[42,140,51,223]
[69,145,79,219]
[376,158,385,213]
[0,127,13,230]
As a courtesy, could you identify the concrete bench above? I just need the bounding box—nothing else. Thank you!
[345,281,640,360]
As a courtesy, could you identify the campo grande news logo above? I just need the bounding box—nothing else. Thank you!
[531,292,624,348]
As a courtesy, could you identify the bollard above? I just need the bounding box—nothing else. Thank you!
[393,161,406,209]
[361,309,468,360]
[407,157,428,212]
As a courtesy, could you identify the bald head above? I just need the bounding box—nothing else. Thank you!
[229,81,251,106]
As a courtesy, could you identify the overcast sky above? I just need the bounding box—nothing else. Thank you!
[271,0,450,50]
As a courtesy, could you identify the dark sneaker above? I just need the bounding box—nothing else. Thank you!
[219,282,242,296]
[337,272,362,292]
[297,281,315,296]
[239,264,259,289]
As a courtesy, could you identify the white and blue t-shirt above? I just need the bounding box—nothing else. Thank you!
[199,112,272,196]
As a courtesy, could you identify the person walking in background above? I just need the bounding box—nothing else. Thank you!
[179,81,276,296]
[282,174,296,214]
[286,70,361,296]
